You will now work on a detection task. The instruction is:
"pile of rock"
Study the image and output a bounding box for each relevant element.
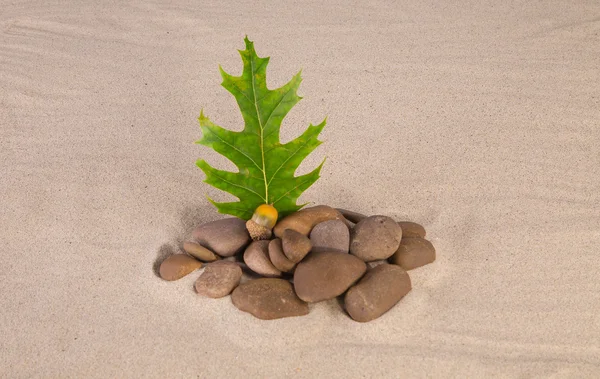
[158,205,436,322]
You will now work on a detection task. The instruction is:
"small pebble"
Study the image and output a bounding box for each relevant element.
[192,218,250,257]
[282,229,312,263]
[273,205,343,237]
[195,261,242,298]
[397,221,426,238]
[159,254,203,281]
[231,278,309,320]
[268,238,296,273]
[350,215,402,262]
[183,241,219,262]
[389,237,436,270]
[345,263,411,322]
[310,219,350,253]
[243,240,282,277]
[294,251,367,302]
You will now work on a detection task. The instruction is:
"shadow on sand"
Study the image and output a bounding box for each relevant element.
[152,203,217,278]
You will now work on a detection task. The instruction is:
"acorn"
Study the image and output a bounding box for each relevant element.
[246,204,278,241]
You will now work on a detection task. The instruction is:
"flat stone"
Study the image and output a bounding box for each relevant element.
[336,208,368,224]
[182,241,219,262]
[192,218,251,257]
[273,205,344,238]
[345,264,412,322]
[195,261,242,298]
[397,221,426,239]
[389,237,436,270]
[268,238,296,273]
[350,215,402,262]
[231,278,309,320]
[159,254,203,281]
[282,229,312,263]
[294,251,367,302]
[243,240,282,277]
[310,219,350,253]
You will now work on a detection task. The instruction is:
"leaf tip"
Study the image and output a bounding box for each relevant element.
[204,194,218,208]
[243,36,254,52]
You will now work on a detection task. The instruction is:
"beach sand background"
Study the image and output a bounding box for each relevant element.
[1,1,599,377]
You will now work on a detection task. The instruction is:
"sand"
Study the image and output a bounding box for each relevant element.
[1,0,599,377]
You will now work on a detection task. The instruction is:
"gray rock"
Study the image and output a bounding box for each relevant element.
[294,251,367,302]
[231,278,309,320]
[243,240,282,277]
[345,263,411,322]
[310,220,350,253]
[195,261,242,298]
[192,218,250,257]
[350,216,402,262]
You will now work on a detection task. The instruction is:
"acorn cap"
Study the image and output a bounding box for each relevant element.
[246,219,272,241]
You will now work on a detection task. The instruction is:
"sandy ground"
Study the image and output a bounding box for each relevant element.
[1,0,599,377]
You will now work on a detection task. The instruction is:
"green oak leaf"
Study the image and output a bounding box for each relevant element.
[196,36,326,220]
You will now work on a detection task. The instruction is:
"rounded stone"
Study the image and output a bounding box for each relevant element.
[268,238,296,273]
[195,261,242,298]
[243,240,282,277]
[397,221,426,239]
[273,205,344,238]
[231,278,309,320]
[293,251,367,302]
[345,263,412,322]
[159,254,203,281]
[389,237,436,270]
[350,215,402,262]
[310,219,350,254]
[192,217,251,257]
[182,241,219,262]
[282,229,312,263]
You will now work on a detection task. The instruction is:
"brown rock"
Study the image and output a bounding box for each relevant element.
[273,205,344,237]
[282,229,312,263]
[345,264,411,322]
[192,218,250,257]
[389,237,436,270]
[294,251,367,302]
[350,215,402,262]
[194,261,242,298]
[182,241,219,262]
[231,278,309,320]
[243,240,282,277]
[268,238,296,273]
[159,254,203,281]
[367,259,388,269]
[310,219,350,253]
[336,208,367,224]
[398,221,426,238]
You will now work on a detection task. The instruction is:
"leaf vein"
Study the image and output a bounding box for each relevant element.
[205,127,262,172]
